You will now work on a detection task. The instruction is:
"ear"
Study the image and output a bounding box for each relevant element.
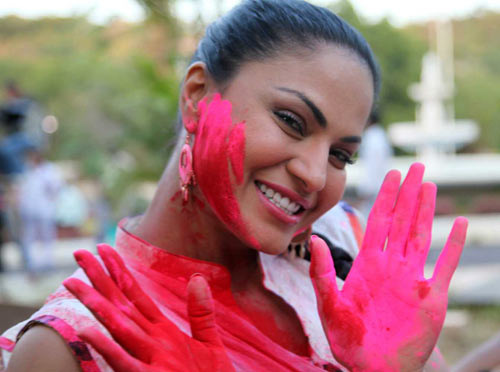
[180,62,212,133]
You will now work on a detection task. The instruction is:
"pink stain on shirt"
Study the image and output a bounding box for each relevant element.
[193,94,259,248]
[0,336,15,352]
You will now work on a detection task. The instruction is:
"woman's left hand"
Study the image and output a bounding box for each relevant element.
[310,163,468,372]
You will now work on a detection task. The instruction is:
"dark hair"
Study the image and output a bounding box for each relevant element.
[368,109,380,125]
[191,0,380,100]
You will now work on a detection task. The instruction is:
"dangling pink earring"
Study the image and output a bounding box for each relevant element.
[179,133,196,204]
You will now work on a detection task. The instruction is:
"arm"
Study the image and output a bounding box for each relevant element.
[425,347,451,372]
[452,331,500,372]
[6,326,80,372]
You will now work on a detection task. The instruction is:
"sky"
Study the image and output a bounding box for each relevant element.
[0,0,499,26]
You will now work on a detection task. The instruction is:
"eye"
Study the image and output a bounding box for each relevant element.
[273,110,305,136]
[329,149,356,169]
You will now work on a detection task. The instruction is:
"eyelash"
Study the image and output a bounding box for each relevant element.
[329,149,356,166]
[273,110,305,136]
[274,109,355,167]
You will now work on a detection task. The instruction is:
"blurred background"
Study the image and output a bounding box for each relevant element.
[0,0,499,366]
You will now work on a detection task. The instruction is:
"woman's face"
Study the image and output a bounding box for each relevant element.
[193,45,374,254]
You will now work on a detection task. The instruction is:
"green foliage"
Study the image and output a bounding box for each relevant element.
[0,15,181,210]
[330,1,427,127]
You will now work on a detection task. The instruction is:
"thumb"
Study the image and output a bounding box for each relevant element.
[310,235,340,311]
[187,274,224,347]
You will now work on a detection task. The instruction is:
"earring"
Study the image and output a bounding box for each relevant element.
[287,226,312,260]
[179,133,196,204]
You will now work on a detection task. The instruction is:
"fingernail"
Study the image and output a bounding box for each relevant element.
[190,273,204,280]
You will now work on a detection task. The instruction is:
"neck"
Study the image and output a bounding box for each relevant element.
[132,154,260,285]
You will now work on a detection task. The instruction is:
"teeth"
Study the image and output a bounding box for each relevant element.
[289,202,299,213]
[280,197,290,208]
[257,182,302,215]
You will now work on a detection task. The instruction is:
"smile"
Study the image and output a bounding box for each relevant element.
[255,181,306,216]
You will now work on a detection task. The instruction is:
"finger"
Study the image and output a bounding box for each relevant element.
[63,277,153,360]
[405,182,436,272]
[97,244,165,323]
[385,162,425,257]
[309,235,339,313]
[74,250,152,331]
[431,217,468,292]
[187,274,224,347]
[362,169,401,252]
[78,327,144,372]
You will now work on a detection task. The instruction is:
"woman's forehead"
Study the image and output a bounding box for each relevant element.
[233,45,373,90]
[226,47,374,117]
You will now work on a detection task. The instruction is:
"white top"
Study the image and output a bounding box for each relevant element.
[17,161,64,219]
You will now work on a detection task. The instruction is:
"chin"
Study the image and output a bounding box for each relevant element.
[247,228,292,256]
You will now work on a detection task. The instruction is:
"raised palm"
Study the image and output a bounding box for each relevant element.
[64,244,235,372]
[310,163,467,372]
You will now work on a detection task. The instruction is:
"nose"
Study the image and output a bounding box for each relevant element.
[286,141,329,194]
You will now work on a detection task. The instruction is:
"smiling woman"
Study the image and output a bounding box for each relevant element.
[0,0,467,371]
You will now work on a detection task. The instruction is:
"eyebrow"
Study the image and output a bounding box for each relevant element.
[275,86,327,128]
[340,135,362,144]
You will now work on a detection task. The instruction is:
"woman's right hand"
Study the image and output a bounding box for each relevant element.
[63,244,235,372]
[310,163,467,372]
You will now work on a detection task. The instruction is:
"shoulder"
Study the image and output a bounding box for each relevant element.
[6,326,80,372]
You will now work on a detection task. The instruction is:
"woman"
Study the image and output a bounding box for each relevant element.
[0,0,467,371]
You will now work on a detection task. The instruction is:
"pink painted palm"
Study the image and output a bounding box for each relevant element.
[64,245,235,372]
[310,163,468,372]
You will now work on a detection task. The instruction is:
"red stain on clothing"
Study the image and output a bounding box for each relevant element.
[0,336,15,352]
[193,194,205,210]
[170,190,182,202]
[193,94,259,248]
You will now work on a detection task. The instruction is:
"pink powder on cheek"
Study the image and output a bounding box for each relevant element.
[228,122,245,185]
[193,94,259,248]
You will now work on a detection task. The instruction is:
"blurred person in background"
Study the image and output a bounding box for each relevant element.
[1,81,45,150]
[55,173,89,239]
[16,146,63,272]
[0,82,41,273]
[356,110,393,217]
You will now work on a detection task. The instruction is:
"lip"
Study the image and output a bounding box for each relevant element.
[256,184,301,225]
[256,180,312,210]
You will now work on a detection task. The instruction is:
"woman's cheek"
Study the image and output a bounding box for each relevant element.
[318,170,347,214]
[193,94,260,248]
